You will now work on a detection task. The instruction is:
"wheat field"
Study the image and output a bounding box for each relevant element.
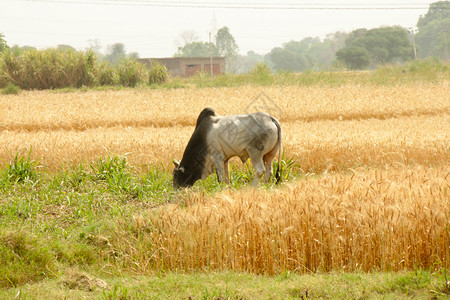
[0,83,449,274]
[0,84,448,170]
[119,165,449,274]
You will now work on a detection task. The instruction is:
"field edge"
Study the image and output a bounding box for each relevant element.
[1,270,449,299]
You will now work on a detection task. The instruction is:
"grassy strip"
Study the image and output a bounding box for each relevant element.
[1,270,449,299]
[155,58,450,89]
[1,56,449,93]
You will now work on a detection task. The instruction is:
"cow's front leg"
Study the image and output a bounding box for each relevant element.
[211,154,229,184]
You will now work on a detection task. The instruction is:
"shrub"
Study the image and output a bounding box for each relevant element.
[148,60,168,85]
[97,61,117,86]
[1,83,20,94]
[193,71,210,87]
[0,57,8,88]
[248,63,273,84]
[0,48,97,90]
[407,57,447,74]
[117,58,147,87]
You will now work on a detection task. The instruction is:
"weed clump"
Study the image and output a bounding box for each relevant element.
[0,230,57,288]
[1,83,20,95]
[89,155,138,195]
[5,152,39,183]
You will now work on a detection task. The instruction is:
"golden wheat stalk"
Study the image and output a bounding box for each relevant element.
[112,166,449,274]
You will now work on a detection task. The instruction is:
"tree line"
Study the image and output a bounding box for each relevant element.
[1,1,449,72]
[176,1,449,71]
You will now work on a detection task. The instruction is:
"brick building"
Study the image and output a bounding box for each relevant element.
[138,57,225,77]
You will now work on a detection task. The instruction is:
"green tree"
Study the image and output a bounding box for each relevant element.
[175,41,219,57]
[269,47,310,71]
[105,43,126,64]
[234,51,265,73]
[336,26,413,68]
[0,33,8,52]
[128,52,139,59]
[177,30,199,47]
[215,26,238,59]
[57,44,76,51]
[416,1,450,59]
[215,26,239,72]
[336,46,371,70]
[266,34,348,71]
[355,27,412,64]
[86,38,102,54]
[11,45,36,52]
[284,38,319,54]
[344,28,368,47]
[267,38,315,72]
[308,32,348,68]
[417,1,450,28]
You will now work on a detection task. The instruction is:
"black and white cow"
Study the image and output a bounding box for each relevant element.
[173,107,282,189]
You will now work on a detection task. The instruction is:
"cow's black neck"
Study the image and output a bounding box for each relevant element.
[180,108,215,185]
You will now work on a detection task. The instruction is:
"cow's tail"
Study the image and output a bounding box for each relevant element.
[272,117,282,184]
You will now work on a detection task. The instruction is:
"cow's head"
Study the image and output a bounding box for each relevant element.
[172,159,196,189]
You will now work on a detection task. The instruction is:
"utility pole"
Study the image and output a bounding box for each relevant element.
[209,32,213,77]
[409,27,418,60]
[443,27,448,61]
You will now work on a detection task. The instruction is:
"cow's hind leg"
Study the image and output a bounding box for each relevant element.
[223,160,230,183]
[215,160,230,184]
[263,151,277,183]
[248,149,266,186]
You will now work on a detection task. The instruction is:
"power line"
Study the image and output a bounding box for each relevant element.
[21,0,443,10]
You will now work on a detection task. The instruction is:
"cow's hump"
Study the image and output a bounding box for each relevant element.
[195,107,216,129]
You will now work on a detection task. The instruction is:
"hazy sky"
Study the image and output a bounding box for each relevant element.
[0,0,436,57]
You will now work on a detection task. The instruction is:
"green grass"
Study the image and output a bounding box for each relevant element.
[172,59,449,89]
[0,270,448,299]
[1,83,20,95]
[3,151,40,184]
[0,229,57,289]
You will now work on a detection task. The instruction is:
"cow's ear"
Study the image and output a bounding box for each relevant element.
[173,159,180,168]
